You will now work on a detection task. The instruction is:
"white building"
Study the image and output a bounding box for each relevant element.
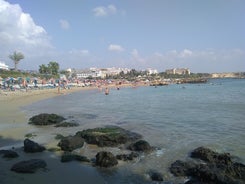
[146,68,158,75]
[165,68,190,75]
[0,62,9,70]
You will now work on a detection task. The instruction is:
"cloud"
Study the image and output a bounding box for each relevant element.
[108,44,124,52]
[93,4,117,17]
[68,49,89,55]
[59,19,70,30]
[0,0,53,67]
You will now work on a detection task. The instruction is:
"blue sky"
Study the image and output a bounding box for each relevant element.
[0,0,244,72]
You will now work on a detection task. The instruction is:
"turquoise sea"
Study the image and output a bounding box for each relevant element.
[22,78,245,183]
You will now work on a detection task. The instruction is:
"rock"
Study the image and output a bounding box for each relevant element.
[11,159,47,173]
[170,160,195,177]
[149,171,164,181]
[116,152,139,161]
[0,150,19,158]
[24,139,45,153]
[61,153,90,163]
[127,140,153,152]
[170,147,245,184]
[76,126,142,147]
[95,151,118,167]
[191,146,232,165]
[58,135,84,152]
[29,113,65,125]
[55,122,79,127]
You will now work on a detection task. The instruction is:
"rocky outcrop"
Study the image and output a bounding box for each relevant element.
[116,152,139,161]
[54,122,79,127]
[58,135,84,152]
[127,140,153,152]
[61,152,90,163]
[0,150,19,158]
[11,159,47,173]
[24,139,45,153]
[29,113,65,125]
[170,147,245,184]
[76,126,142,147]
[149,171,164,181]
[95,151,118,167]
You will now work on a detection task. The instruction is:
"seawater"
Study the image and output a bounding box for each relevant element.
[23,78,245,183]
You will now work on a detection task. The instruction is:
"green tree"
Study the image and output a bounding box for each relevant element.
[39,64,48,74]
[48,61,59,75]
[9,51,24,71]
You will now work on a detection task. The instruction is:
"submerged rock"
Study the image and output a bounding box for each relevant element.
[58,135,85,152]
[127,140,153,152]
[61,153,90,163]
[76,126,142,147]
[149,171,164,181]
[96,151,118,167]
[0,150,19,158]
[29,113,65,125]
[24,139,45,153]
[116,152,139,161]
[170,147,245,184]
[11,159,47,173]
[54,122,79,127]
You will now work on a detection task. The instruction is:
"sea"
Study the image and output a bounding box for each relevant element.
[12,78,245,183]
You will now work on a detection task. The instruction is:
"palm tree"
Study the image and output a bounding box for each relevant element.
[9,51,24,71]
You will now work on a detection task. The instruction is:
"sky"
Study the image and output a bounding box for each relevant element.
[0,0,244,73]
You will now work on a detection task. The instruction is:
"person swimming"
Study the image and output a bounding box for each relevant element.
[105,87,109,95]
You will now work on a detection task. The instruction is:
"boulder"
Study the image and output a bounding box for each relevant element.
[0,150,19,158]
[61,153,90,163]
[116,152,139,161]
[76,126,142,147]
[29,113,65,125]
[58,135,84,152]
[149,171,164,181]
[191,146,232,165]
[24,139,45,153]
[127,140,153,152]
[95,151,118,167]
[11,159,47,173]
[170,147,245,184]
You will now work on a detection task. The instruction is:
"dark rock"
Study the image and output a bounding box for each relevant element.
[127,140,153,152]
[149,171,164,181]
[29,113,65,125]
[95,151,118,167]
[61,153,90,163]
[76,126,142,147]
[55,122,79,127]
[58,135,84,152]
[24,139,45,153]
[116,152,139,161]
[170,160,195,177]
[191,146,232,165]
[11,159,47,173]
[170,147,245,184]
[0,150,19,158]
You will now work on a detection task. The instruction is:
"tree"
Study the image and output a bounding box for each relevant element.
[39,64,48,74]
[48,61,59,75]
[9,51,24,71]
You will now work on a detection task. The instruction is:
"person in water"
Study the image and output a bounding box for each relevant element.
[105,87,109,95]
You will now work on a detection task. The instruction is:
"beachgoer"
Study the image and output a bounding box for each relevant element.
[105,87,109,95]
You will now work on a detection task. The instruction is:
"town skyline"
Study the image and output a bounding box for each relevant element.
[0,0,244,73]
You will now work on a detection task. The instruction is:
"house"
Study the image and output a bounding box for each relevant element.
[165,68,190,75]
[0,62,9,70]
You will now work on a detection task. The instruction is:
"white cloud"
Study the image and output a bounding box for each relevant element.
[93,4,117,17]
[179,49,193,58]
[68,49,89,55]
[59,19,70,30]
[108,44,124,52]
[0,0,53,68]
